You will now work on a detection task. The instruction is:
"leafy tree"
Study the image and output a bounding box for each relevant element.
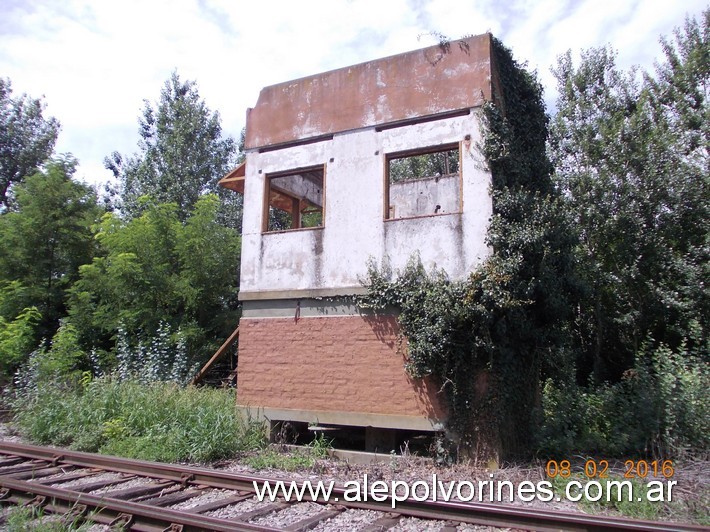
[0,157,101,345]
[104,72,239,225]
[0,306,40,377]
[0,78,60,209]
[549,46,643,380]
[650,10,709,167]
[68,194,240,365]
[549,11,708,384]
[542,10,709,455]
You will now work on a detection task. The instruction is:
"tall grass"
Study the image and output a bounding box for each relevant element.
[13,377,266,463]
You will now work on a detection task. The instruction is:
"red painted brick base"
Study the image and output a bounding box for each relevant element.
[237,315,446,421]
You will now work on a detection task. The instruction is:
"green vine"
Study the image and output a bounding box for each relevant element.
[358,37,577,459]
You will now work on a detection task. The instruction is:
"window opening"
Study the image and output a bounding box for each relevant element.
[386,144,460,220]
[264,166,325,232]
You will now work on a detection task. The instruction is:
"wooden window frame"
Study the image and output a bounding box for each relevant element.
[383,142,462,221]
[262,164,327,233]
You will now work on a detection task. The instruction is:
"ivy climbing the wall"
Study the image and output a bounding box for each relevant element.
[358,37,579,459]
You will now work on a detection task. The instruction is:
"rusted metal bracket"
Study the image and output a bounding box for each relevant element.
[23,495,46,508]
[62,503,88,526]
[179,473,194,487]
[109,512,134,528]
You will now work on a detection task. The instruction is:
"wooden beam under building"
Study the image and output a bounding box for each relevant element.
[190,326,240,385]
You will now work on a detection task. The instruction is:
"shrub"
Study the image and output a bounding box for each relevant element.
[537,340,709,457]
[0,305,40,378]
[12,319,87,397]
[14,377,266,463]
[115,321,198,385]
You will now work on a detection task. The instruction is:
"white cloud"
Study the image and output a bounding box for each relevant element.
[0,0,705,185]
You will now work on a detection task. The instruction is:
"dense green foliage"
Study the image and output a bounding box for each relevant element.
[550,42,707,382]
[0,159,101,367]
[14,377,264,462]
[540,11,709,456]
[0,78,60,209]
[0,73,242,383]
[68,194,240,365]
[0,306,40,375]
[105,72,241,228]
[361,13,708,459]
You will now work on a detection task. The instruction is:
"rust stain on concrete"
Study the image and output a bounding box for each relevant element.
[245,34,493,150]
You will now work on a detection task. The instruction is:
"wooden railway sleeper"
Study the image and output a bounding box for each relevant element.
[0,457,25,467]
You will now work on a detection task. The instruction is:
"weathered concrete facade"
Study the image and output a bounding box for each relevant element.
[222,34,497,441]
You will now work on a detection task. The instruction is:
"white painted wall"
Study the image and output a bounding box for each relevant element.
[389,174,460,218]
[239,109,492,297]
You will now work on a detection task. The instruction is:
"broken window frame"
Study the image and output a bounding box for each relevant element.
[262,164,326,233]
[383,142,462,221]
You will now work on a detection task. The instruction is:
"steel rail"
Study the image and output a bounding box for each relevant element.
[0,441,705,532]
[0,475,275,531]
[0,440,263,491]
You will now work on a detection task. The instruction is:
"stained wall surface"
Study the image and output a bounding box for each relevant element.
[245,34,493,150]
[239,110,491,300]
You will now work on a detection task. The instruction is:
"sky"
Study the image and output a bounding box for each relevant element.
[0,0,706,187]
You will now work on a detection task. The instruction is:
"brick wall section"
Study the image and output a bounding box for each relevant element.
[237,315,447,420]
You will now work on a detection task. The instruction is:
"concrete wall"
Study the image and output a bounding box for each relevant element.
[245,34,492,149]
[389,173,460,219]
[239,110,491,300]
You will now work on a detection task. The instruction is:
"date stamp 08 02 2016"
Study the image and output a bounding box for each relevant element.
[545,459,675,479]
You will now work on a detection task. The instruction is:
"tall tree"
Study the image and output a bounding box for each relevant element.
[104,72,238,223]
[549,10,709,383]
[650,9,709,171]
[0,156,101,343]
[0,78,60,209]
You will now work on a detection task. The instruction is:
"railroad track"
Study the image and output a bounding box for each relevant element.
[0,442,703,531]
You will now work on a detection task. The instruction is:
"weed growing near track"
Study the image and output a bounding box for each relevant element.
[13,377,266,463]
[5,505,90,531]
[245,435,332,472]
[549,474,664,521]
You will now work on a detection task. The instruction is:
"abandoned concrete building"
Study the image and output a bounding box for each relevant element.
[219,33,498,452]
